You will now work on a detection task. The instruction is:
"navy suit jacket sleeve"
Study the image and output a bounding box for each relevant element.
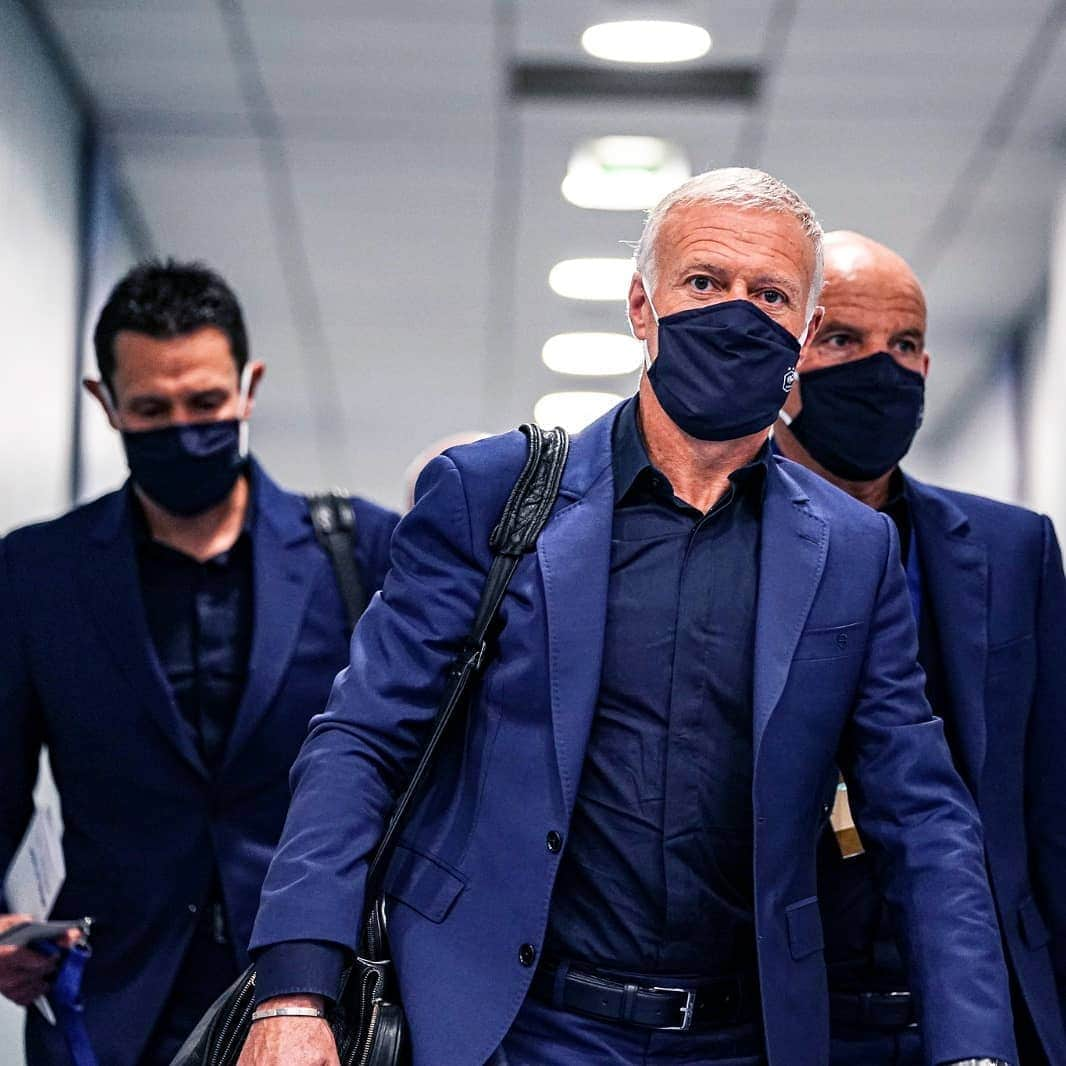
[0,538,44,887]
[838,515,1016,1065]
[251,455,485,953]
[1028,516,1066,1012]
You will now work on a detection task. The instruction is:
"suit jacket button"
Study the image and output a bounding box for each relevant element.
[519,943,536,967]
[546,831,563,853]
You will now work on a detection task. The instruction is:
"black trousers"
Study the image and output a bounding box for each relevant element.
[139,903,240,1066]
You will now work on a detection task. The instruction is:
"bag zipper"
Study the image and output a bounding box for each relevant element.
[210,972,256,1066]
[357,1002,381,1066]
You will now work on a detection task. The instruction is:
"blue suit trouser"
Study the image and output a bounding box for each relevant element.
[489,994,767,1065]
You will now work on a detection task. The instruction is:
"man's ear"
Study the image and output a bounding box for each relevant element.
[798,306,824,366]
[627,274,652,342]
[920,350,931,378]
[241,361,266,416]
[84,379,120,430]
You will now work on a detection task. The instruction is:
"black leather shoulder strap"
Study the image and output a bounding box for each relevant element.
[365,424,569,900]
[307,491,368,630]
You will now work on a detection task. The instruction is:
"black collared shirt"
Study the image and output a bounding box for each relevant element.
[132,489,254,772]
[545,397,767,977]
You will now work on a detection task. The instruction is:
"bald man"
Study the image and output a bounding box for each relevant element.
[775,231,1066,1065]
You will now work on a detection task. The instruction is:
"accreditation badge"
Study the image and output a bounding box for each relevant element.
[830,775,865,859]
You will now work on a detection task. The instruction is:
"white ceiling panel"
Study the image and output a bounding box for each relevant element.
[36,0,1066,509]
[46,2,244,116]
[515,0,774,62]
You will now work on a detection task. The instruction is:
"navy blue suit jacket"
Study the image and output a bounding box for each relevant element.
[0,460,398,1065]
[251,407,1015,1066]
[904,476,1066,1059]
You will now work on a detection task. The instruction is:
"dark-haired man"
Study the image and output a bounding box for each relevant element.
[775,231,1066,1065]
[0,260,399,1065]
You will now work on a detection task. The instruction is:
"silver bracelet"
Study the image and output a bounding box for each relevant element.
[250,1006,325,1022]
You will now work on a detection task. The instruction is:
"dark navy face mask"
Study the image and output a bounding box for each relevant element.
[122,419,248,516]
[786,351,925,481]
[645,298,801,442]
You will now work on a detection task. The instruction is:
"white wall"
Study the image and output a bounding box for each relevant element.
[75,147,142,504]
[0,0,84,535]
[0,0,84,1054]
[1026,182,1066,534]
[907,361,1021,505]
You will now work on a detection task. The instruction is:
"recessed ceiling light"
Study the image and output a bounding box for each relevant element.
[581,20,711,65]
[542,333,643,377]
[562,135,691,211]
[549,258,635,301]
[535,391,624,432]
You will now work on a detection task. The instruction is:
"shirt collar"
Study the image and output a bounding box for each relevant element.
[611,396,770,507]
[880,468,913,564]
[611,396,650,503]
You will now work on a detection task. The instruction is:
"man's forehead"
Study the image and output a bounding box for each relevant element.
[659,202,815,274]
[821,266,927,331]
[113,329,239,392]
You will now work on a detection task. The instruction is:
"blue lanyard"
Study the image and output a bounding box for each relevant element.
[35,940,99,1066]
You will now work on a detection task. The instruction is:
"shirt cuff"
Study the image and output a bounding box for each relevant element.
[252,940,347,1007]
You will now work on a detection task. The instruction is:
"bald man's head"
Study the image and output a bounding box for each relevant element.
[776,229,929,493]
[806,231,928,374]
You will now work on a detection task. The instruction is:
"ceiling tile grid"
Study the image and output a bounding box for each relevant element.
[36,0,1066,508]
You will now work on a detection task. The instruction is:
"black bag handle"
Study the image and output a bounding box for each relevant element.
[308,491,369,630]
[364,423,569,904]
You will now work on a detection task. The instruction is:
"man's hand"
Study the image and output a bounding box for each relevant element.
[0,914,80,1007]
[236,996,338,1066]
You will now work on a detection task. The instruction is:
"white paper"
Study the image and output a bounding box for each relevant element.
[4,805,64,918]
[4,805,65,1025]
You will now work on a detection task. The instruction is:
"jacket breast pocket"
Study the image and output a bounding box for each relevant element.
[382,843,467,924]
[792,621,865,663]
[987,633,1034,677]
[785,896,824,960]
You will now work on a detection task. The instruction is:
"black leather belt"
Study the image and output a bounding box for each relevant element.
[531,961,757,1031]
[830,990,917,1030]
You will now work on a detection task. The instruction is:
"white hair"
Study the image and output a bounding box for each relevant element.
[634,167,824,318]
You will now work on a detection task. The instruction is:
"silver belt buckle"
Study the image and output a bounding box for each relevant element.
[651,986,697,1031]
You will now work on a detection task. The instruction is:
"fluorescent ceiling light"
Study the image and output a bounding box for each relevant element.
[535,391,624,432]
[549,258,634,301]
[581,20,711,64]
[542,333,643,377]
[562,135,691,211]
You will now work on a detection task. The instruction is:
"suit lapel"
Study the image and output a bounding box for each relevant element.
[905,476,988,791]
[221,464,322,769]
[536,410,615,814]
[78,487,208,778]
[753,459,829,757]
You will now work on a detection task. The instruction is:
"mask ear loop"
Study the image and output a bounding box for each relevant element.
[640,275,660,372]
[776,313,814,428]
[237,363,254,458]
[99,383,124,430]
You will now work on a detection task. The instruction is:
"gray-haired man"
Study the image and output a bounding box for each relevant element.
[238,169,1015,1066]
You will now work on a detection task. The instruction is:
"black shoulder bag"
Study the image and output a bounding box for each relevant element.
[170,424,569,1066]
[307,491,369,629]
